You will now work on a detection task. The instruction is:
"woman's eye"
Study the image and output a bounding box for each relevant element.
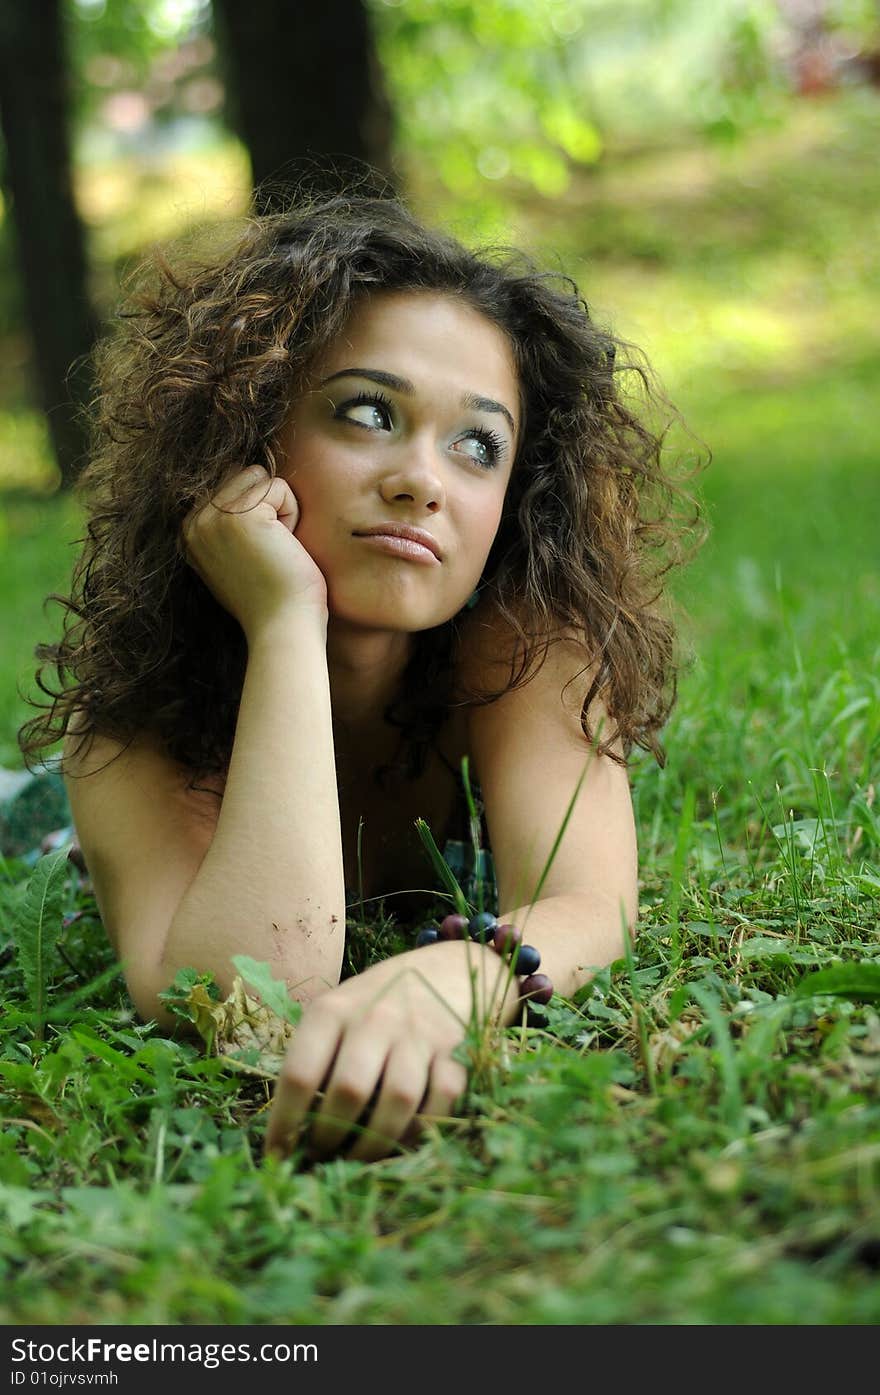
[457,437,491,466]
[336,393,393,431]
[453,430,505,469]
[346,403,389,430]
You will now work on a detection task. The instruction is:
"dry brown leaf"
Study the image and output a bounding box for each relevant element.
[184,975,296,1078]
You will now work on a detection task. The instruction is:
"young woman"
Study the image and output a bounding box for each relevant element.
[19,192,699,1162]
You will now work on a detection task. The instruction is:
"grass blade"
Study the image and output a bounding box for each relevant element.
[665,783,696,969]
[690,982,745,1135]
[415,817,468,915]
[533,721,606,905]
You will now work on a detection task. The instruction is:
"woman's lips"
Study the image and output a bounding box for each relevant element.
[353,533,441,565]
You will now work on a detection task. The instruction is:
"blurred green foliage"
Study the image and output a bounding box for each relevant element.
[371,0,603,198]
[369,0,880,204]
[64,0,213,128]
[55,0,880,204]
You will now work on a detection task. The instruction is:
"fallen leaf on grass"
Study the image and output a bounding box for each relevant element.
[183,975,295,1078]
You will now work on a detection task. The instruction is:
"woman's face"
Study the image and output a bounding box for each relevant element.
[276,290,521,632]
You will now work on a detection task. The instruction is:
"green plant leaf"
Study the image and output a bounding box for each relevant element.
[0,1184,43,1231]
[158,967,221,1022]
[12,847,70,1039]
[231,956,302,1026]
[793,962,880,1003]
[739,935,795,962]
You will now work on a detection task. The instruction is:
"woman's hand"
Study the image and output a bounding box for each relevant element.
[181,464,328,638]
[265,940,511,1164]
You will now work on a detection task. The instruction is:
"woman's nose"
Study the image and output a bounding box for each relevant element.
[378,438,445,513]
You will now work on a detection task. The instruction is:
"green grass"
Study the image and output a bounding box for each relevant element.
[0,490,84,767]
[1,89,878,1324]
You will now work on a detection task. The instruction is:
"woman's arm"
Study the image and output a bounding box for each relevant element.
[67,467,346,1027]
[158,467,346,1014]
[460,612,639,998]
[65,615,345,1029]
[156,607,346,1011]
[266,608,638,1164]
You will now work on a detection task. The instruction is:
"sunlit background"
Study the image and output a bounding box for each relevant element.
[1,0,878,759]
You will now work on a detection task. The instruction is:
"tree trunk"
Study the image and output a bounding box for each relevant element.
[0,0,97,489]
[211,0,396,211]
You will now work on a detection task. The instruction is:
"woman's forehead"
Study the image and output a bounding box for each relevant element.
[311,289,522,416]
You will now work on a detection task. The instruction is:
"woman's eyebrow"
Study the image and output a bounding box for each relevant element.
[320,367,516,437]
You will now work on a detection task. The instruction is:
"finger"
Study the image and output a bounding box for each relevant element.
[214,471,282,516]
[218,462,271,501]
[181,465,268,538]
[307,1028,392,1158]
[271,478,300,533]
[204,464,271,513]
[422,1054,468,1122]
[221,477,301,538]
[185,476,296,552]
[263,1005,342,1158]
[346,1044,432,1163]
[401,1054,468,1148]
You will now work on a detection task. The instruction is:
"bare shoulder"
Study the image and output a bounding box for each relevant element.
[452,599,602,730]
[451,602,637,916]
[62,715,221,1003]
[66,712,210,787]
[64,716,222,844]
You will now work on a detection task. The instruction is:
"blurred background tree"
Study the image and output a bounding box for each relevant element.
[211,0,395,209]
[0,0,878,489]
[0,0,97,488]
[0,0,394,489]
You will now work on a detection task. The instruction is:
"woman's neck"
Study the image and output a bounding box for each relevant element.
[326,621,413,733]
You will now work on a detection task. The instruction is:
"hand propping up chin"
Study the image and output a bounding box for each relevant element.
[181,464,327,637]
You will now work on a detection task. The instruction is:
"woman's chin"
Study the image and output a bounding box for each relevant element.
[323,564,478,630]
[326,591,448,634]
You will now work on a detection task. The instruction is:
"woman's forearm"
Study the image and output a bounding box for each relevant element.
[156,608,345,1004]
[420,894,628,1031]
[495,893,631,1004]
[367,893,629,1033]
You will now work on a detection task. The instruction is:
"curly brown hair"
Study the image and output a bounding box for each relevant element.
[18,191,704,787]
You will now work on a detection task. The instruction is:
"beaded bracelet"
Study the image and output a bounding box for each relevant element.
[415,911,553,1025]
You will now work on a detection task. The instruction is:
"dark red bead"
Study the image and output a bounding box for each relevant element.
[438,914,469,940]
[519,972,553,1005]
[67,842,88,874]
[513,943,541,975]
[492,922,522,957]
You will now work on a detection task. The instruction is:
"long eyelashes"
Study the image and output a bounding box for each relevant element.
[334,390,506,469]
[342,389,395,424]
[468,425,506,465]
